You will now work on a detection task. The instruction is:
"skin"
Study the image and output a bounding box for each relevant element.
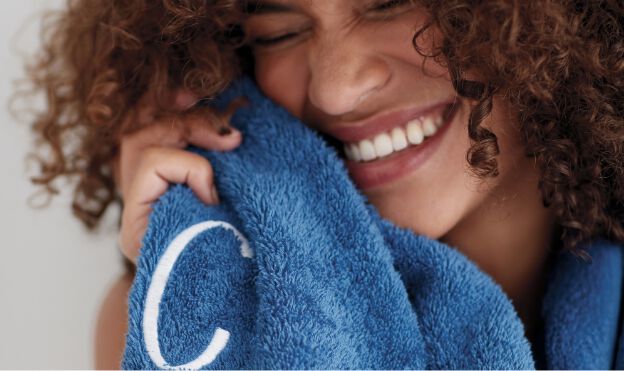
[116,91,244,261]
[246,0,556,334]
[98,0,559,366]
[94,271,133,369]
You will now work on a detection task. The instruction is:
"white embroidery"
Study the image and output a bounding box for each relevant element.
[142,220,252,369]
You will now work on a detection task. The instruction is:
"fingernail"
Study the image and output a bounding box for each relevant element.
[218,126,233,136]
[211,185,220,203]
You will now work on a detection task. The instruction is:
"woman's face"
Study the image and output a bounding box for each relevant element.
[243,0,537,241]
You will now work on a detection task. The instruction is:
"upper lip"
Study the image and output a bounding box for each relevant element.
[324,100,455,143]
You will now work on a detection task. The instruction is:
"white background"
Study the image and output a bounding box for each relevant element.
[1,1,124,368]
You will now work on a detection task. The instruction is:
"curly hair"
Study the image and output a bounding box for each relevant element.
[414,0,624,252]
[22,0,241,227]
[22,0,624,253]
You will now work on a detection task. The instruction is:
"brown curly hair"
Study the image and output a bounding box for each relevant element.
[22,0,241,227]
[22,0,624,253]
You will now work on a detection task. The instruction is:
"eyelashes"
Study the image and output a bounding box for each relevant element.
[370,0,412,12]
[251,31,300,46]
[248,0,414,48]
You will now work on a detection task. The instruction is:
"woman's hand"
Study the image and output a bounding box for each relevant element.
[116,89,243,263]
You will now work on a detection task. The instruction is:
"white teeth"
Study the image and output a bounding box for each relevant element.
[434,114,444,128]
[391,127,408,151]
[373,133,393,158]
[343,111,446,162]
[422,116,437,136]
[359,139,376,161]
[343,143,353,160]
[406,120,424,145]
[350,143,361,161]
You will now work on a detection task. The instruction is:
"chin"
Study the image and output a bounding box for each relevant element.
[366,193,461,240]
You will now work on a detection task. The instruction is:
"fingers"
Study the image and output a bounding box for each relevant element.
[119,147,218,262]
[173,107,243,151]
[122,87,200,130]
[171,88,199,111]
[132,147,217,205]
[117,111,241,197]
[116,86,244,263]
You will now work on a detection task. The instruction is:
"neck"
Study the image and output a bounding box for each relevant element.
[440,159,557,341]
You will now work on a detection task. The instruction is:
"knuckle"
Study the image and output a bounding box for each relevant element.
[141,146,163,164]
[196,157,214,179]
[150,120,187,147]
[137,148,170,175]
[185,157,212,185]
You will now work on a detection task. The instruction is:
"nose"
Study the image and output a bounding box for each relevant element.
[307,35,391,116]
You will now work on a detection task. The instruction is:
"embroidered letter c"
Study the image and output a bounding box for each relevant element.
[142,221,252,369]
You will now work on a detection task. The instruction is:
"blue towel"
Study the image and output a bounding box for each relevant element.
[122,77,624,369]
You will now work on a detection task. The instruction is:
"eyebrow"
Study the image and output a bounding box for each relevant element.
[243,0,301,14]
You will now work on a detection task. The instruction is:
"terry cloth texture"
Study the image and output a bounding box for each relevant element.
[122,77,624,369]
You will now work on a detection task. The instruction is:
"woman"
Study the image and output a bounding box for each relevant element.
[25,0,624,368]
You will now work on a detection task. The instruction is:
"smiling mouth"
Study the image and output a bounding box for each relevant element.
[322,102,458,163]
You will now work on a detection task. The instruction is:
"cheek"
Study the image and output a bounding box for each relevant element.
[376,102,526,239]
[254,51,309,119]
[362,105,475,236]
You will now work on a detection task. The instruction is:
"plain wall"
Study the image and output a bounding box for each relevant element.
[1,1,124,368]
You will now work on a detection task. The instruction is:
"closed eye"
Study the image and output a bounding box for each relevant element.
[366,0,414,19]
[251,31,300,46]
[370,0,411,12]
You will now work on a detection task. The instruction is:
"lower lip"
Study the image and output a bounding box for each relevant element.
[344,105,458,190]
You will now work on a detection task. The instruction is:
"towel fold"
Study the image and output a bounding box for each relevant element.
[122,77,623,369]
